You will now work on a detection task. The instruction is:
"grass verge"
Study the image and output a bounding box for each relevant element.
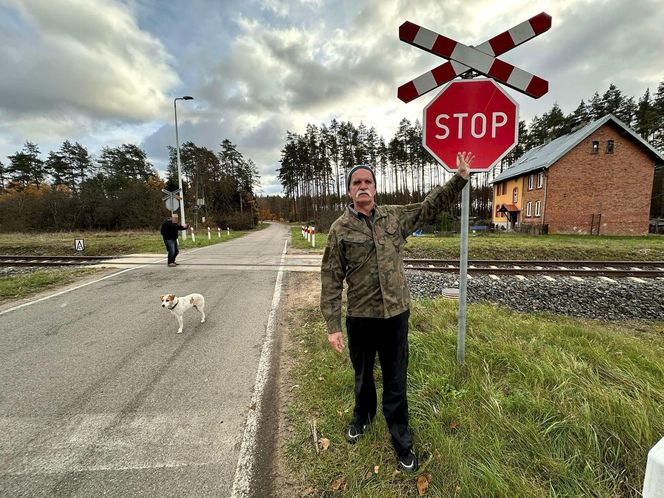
[291,226,328,251]
[0,223,269,256]
[0,268,102,303]
[285,296,664,497]
[289,228,663,261]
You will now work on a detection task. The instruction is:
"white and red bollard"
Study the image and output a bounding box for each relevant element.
[190,226,195,242]
[311,226,316,248]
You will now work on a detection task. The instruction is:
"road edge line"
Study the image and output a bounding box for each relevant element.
[231,238,288,497]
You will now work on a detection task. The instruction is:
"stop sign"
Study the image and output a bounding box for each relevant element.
[423,79,518,172]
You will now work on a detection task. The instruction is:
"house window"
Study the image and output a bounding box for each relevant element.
[591,141,599,154]
[606,140,614,153]
[526,202,532,217]
[535,200,541,217]
[537,172,544,189]
[513,188,518,204]
[528,174,534,190]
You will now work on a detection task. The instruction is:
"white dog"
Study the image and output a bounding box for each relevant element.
[160,293,206,334]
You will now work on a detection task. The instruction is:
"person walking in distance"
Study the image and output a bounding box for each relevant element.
[160,213,189,267]
[320,152,474,472]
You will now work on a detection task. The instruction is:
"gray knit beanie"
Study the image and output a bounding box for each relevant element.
[346,164,376,190]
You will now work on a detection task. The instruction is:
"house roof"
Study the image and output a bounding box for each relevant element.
[492,114,664,184]
[497,203,519,212]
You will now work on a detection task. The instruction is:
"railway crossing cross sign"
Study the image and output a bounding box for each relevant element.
[398,12,551,103]
[162,188,182,213]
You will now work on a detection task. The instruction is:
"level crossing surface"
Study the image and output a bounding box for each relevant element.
[0,222,290,497]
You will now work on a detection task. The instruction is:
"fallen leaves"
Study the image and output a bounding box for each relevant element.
[416,473,432,496]
[450,420,460,432]
[330,477,346,491]
[318,437,330,451]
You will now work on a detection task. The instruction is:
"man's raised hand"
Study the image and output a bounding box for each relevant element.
[457,151,475,179]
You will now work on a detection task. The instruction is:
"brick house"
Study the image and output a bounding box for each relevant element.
[491,114,664,235]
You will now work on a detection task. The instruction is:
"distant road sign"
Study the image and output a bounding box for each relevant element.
[165,198,180,212]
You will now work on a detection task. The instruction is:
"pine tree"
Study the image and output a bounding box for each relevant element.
[7,141,47,189]
[569,100,590,129]
[588,92,605,120]
[652,81,664,150]
[636,88,658,141]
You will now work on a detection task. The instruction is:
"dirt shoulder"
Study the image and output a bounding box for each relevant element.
[270,270,321,497]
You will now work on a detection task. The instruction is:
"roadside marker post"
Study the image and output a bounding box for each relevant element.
[399,13,551,363]
[218,227,221,238]
[207,227,211,240]
[190,226,196,243]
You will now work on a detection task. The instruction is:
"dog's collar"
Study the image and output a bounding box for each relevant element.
[168,298,179,310]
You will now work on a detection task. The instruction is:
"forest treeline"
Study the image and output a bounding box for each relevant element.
[1,82,663,233]
[0,139,260,232]
[263,82,664,229]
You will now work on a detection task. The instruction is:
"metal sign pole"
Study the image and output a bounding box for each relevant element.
[457,181,470,364]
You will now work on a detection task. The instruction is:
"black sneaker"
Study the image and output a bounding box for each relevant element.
[397,450,418,472]
[345,423,366,444]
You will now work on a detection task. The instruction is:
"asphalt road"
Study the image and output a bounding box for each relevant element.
[0,222,290,497]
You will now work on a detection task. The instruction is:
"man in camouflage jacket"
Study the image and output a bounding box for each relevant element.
[320,152,473,472]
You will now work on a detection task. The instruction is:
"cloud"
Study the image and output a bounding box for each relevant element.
[0,0,179,128]
[2,0,664,196]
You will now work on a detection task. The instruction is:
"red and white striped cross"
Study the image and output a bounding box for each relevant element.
[398,13,551,103]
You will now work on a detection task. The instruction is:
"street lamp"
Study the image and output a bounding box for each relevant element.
[174,95,194,239]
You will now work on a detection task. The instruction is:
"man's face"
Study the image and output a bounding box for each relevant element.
[172,215,179,223]
[348,169,376,207]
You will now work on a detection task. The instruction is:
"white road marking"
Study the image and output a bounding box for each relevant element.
[0,266,146,317]
[231,239,288,497]
[0,413,232,474]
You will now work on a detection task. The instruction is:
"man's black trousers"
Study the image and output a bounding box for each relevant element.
[346,309,412,457]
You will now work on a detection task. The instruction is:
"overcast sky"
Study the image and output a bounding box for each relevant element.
[1,0,663,194]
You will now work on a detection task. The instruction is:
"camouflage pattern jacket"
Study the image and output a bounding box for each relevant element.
[320,173,467,333]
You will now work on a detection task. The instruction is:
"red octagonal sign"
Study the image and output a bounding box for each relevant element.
[423,79,518,173]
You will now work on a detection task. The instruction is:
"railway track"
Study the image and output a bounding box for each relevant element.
[0,255,109,266]
[402,259,664,278]
[1,255,663,278]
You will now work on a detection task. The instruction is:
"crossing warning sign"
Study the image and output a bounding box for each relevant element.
[74,239,85,252]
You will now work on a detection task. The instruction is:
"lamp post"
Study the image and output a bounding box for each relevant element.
[174,95,194,239]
